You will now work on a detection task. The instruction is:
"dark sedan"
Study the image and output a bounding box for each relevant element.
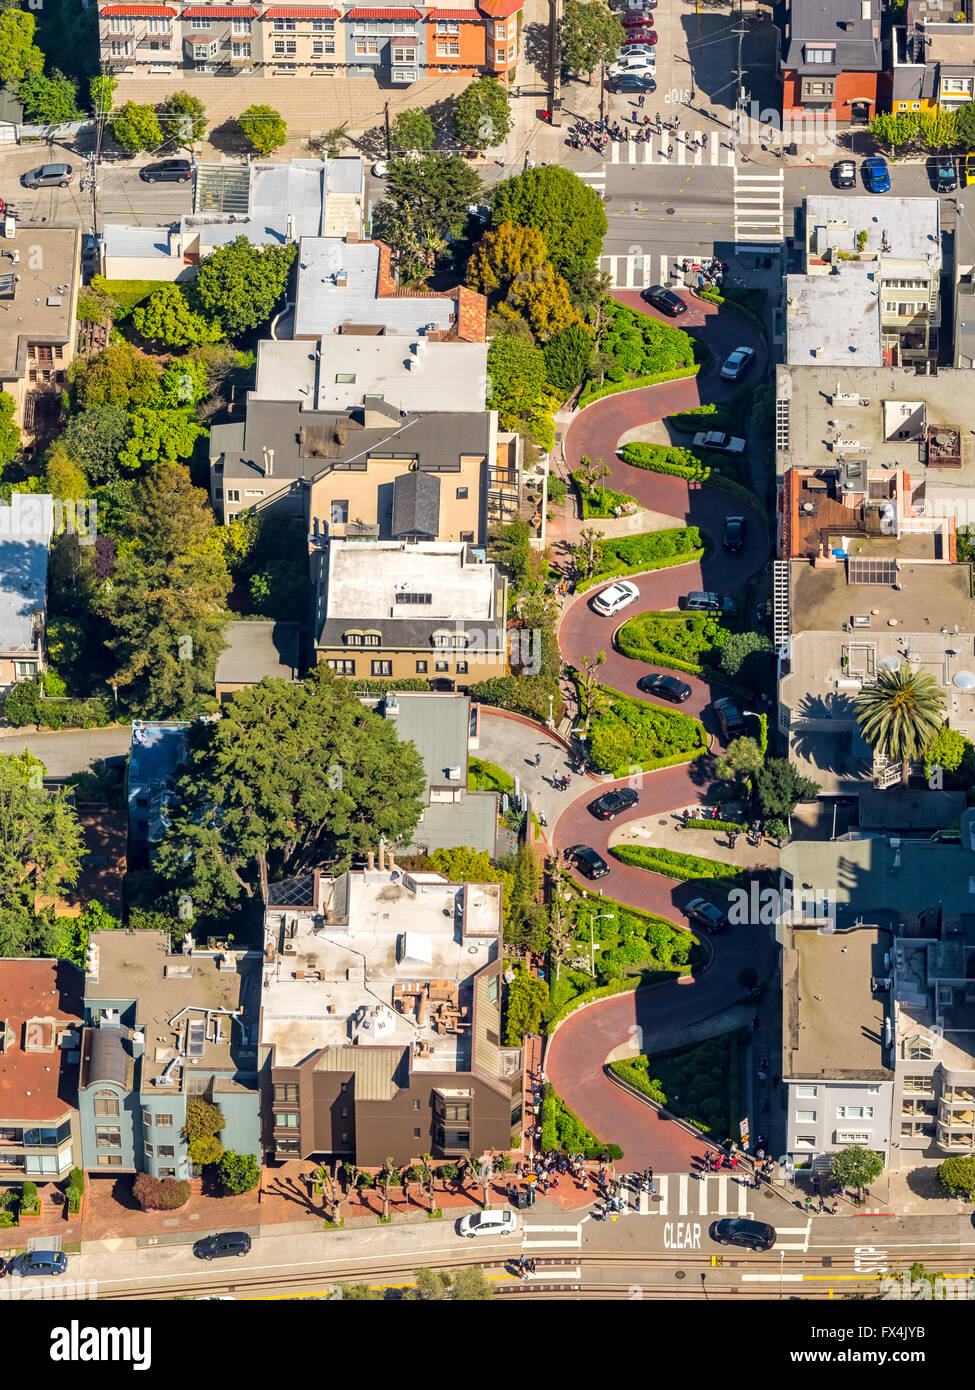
[723,515,746,552]
[637,672,692,703]
[711,1218,776,1251]
[685,897,729,934]
[588,787,639,820]
[141,159,194,183]
[566,844,610,879]
[193,1231,252,1260]
[641,284,686,317]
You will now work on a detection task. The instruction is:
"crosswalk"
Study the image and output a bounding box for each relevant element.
[640,1172,753,1219]
[608,136,735,168]
[733,165,785,245]
[597,251,682,290]
[522,1222,583,1249]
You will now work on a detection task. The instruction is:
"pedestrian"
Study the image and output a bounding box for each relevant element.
[804,1195,814,1212]
[667,144,674,159]
[674,113,680,128]
[655,111,661,129]
[830,1202,839,1215]
[535,751,541,768]
[702,132,709,150]
[638,92,645,108]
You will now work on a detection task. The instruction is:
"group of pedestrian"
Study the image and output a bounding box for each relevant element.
[516,1256,538,1279]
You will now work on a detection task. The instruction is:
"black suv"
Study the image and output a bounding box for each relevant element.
[711,1218,776,1251]
[193,1231,252,1261]
[928,156,957,193]
[641,284,686,317]
[637,672,692,703]
[141,159,194,184]
[566,844,610,879]
[712,697,746,742]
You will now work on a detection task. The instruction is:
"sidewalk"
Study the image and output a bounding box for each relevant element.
[609,813,781,872]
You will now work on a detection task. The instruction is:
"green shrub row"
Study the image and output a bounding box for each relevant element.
[685,817,742,832]
[540,1084,623,1160]
[571,471,639,520]
[620,441,710,479]
[576,546,704,594]
[578,365,699,409]
[4,676,110,729]
[611,844,739,881]
[575,525,705,593]
[696,286,767,335]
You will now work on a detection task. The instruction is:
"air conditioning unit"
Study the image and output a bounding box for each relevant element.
[446,766,462,781]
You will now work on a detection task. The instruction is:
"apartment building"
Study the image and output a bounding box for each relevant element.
[214,620,300,702]
[98,0,522,85]
[78,931,260,1181]
[259,858,518,1167]
[0,959,84,1187]
[0,494,54,695]
[892,0,975,113]
[315,538,506,690]
[0,223,80,438]
[778,0,882,124]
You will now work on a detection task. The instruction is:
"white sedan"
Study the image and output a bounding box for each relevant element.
[592,579,640,617]
[720,346,756,381]
[458,1210,518,1238]
[692,431,746,455]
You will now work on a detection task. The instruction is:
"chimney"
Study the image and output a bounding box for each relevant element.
[378,841,386,871]
[388,851,396,874]
[262,446,274,477]
[367,850,375,871]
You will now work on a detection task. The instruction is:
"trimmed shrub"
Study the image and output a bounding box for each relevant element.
[611,844,738,882]
[936,1156,975,1200]
[20,1180,39,1214]
[133,1172,191,1211]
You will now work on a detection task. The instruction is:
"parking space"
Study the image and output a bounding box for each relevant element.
[0,144,196,230]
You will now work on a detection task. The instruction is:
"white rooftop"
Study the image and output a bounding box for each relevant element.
[0,495,53,654]
[324,541,497,622]
[806,195,941,265]
[786,266,882,366]
[292,237,458,339]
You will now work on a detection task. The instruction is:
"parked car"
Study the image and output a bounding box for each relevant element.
[10,1250,68,1277]
[637,672,692,702]
[712,697,746,741]
[458,1210,518,1238]
[928,155,957,193]
[622,9,656,22]
[692,430,746,455]
[641,284,686,317]
[723,515,746,552]
[140,159,193,183]
[685,590,735,615]
[618,34,657,49]
[685,897,729,934]
[589,787,639,820]
[610,53,656,75]
[966,152,975,187]
[720,346,755,381]
[831,159,857,189]
[566,844,611,880]
[862,156,891,193]
[592,579,640,617]
[20,163,72,189]
[625,0,658,9]
[193,1232,252,1261]
[711,1218,776,1251]
[609,73,657,93]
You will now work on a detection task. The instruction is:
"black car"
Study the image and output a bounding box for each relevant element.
[610,73,657,93]
[589,787,639,820]
[831,159,857,189]
[712,697,746,742]
[637,672,692,703]
[928,155,957,193]
[141,159,193,184]
[193,1231,252,1261]
[711,1218,776,1251]
[20,163,72,189]
[685,896,729,934]
[641,284,686,317]
[566,844,610,879]
[723,515,746,553]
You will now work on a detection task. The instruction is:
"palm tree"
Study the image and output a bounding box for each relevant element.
[854,664,945,785]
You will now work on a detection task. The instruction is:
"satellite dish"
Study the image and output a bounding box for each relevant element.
[879,655,900,672]
[953,671,975,689]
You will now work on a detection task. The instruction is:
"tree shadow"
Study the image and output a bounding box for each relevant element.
[521,20,549,76]
[207,119,251,158]
[263,1173,321,1214]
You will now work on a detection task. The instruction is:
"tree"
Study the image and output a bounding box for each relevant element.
[111,101,163,154]
[491,166,608,287]
[117,409,205,473]
[70,341,161,412]
[190,237,296,338]
[338,1283,383,1300]
[957,100,975,150]
[753,759,819,822]
[90,74,117,123]
[924,723,967,775]
[719,630,774,687]
[370,200,439,285]
[0,10,43,88]
[160,89,207,147]
[573,529,604,582]
[467,221,549,298]
[715,735,764,785]
[486,333,548,426]
[389,107,435,152]
[237,104,287,156]
[187,1134,224,1166]
[560,0,625,81]
[60,406,132,485]
[0,390,20,473]
[454,76,512,152]
[377,152,482,276]
[17,70,82,125]
[44,440,87,500]
[160,357,209,408]
[504,965,548,1044]
[855,663,946,784]
[183,1097,225,1143]
[411,1266,494,1300]
[579,649,605,730]
[132,283,223,348]
[829,1145,884,1199]
[0,752,84,936]
[507,262,580,342]
[936,1155,975,1200]
[151,668,427,917]
[544,323,596,396]
[100,462,232,717]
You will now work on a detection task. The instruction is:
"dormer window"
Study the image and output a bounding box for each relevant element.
[805,45,835,63]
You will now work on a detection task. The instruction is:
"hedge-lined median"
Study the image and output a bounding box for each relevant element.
[697,285,767,336]
[609,1028,745,1138]
[611,844,739,881]
[588,690,708,777]
[575,525,705,593]
[620,442,768,522]
[571,470,640,520]
[617,609,731,677]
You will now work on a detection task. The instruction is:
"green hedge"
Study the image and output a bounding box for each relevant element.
[610,1028,747,1137]
[697,286,767,335]
[541,1084,623,1160]
[575,525,704,593]
[621,440,715,480]
[616,609,730,678]
[588,689,708,777]
[4,677,110,730]
[571,471,639,520]
[685,817,742,832]
[578,365,699,409]
[611,844,739,881]
[90,275,158,318]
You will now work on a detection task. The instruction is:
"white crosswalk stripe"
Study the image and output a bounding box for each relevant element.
[636,1173,755,1219]
[609,137,734,167]
[598,250,715,290]
[733,166,785,245]
[522,1223,583,1248]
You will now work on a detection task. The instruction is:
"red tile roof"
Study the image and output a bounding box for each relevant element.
[345,6,421,16]
[455,285,487,343]
[263,5,339,14]
[0,959,83,1124]
[100,4,176,12]
[427,7,483,16]
[477,0,522,14]
[183,5,258,16]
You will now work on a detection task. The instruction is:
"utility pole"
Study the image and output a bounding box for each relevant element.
[384,100,391,159]
[548,0,563,128]
[732,0,748,145]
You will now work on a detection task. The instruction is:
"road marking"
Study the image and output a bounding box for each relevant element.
[741,1272,805,1282]
[854,1245,888,1274]
[523,1223,582,1249]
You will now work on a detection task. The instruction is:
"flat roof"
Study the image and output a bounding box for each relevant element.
[786,267,882,366]
[0,226,80,380]
[128,720,191,789]
[0,494,53,653]
[293,238,457,339]
[805,195,940,264]
[261,868,500,1068]
[324,540,497,621]
[782,925,890,1079]
[0,958,83,1121]
[789,556,975,634]
[214,620,300,687]
[780,831,975,918]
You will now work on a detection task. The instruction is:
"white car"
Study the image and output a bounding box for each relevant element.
[617,45,656,62]
[592,579,640,617]
[719,346,755,381]
[610,54,656,76]
[458,1210,518,1238]
[692,431,746,455]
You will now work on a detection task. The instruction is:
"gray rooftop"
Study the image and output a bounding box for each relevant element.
[214,621,300,688]
[781,0,882,73]
[392,471,440,539]
[128,720,191,789]
[786,266,882,366]
[292,238,458,339]
[805,195,941,265]
[0,495,52,654]
[781,924,890,1080]
[954,211,975,368]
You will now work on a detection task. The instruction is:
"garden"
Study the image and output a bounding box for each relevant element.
[540,1084,623,1161]
[586,689,708,776]
[578,301,704,407]
[616,609,732,677]
[609,1028,747,1138]
[576,525,704,592]
[666,385,753,437]
[621,439,745,486]
[610,844,741,884]
[571,464,639,520]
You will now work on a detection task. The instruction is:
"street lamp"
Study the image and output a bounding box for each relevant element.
[778,1248,786,1300]
[589,911,613,975]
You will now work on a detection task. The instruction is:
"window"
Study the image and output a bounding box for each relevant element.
[437,18,459,31]
[98,1154,123,1167]
[273,15,297,28]
[795,1110,816,1123]
[906,1037,933,1060]
[109,15,134,31]
[456,486,469,499]
[412,1099,421,1110]
[495,47,505,60]
[456,661,469,674]
[371,660,392,676]
[274,39,297,53]
[193,40,217,57]
[232,42,251,57]
[354,37,379,54]
[413,1127,421,1138]
[14,662,37,679]
[495,21,506,37]
[96,1127,122,1149]
[392,45,417,62]
[330,499,349,524]
[335,372,356,384]
[437,40,460,56]
[795,1086,818,1098]
[275,1137,300,1155]
[225,489,241,504]
[142,1109,152,1129]
[0,1127,23,1145]
[395,592,432,605]
[157,1114,173,1127]
[232,17,252,33]
[147,17,171,32]
[794,1136,816,1149]
[110,40,134,55]
[416,660,428,673]
[943,77,973,94]
[326,659,356,674]
[508,44,515,59]
[804,45,834,62]
[460,530,474,543]
[836,1106,873,1120]
[94,1092,120,1118]
[274,1084,299,1104]
[312,18,335,31]
[243,489,265,498]
[274,1112,299,1127]
[144,1143,154,1157]
[435,660,449,672]
[190,16,211,28]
